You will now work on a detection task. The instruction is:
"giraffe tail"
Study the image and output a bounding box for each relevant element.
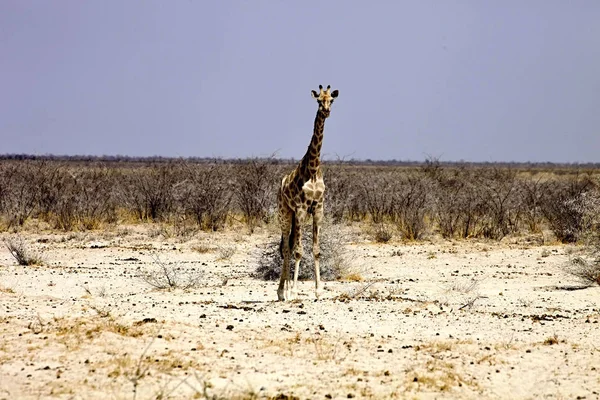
[279,235,284,258]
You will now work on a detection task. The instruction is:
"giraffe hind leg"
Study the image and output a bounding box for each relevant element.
[290,210,305,300]
[277,211,293,301]
[313,205,324,299]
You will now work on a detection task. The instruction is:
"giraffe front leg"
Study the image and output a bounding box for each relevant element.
[313,205,324,299]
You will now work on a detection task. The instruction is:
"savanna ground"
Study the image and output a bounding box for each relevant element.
[1,158,599,399]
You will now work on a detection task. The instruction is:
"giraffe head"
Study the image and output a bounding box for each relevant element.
[311,85,339,117]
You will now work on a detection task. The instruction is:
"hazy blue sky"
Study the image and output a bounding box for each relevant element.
[1,1,599,162]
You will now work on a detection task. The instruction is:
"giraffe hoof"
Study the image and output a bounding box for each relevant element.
[315,288,324,300]
[277,288,285,301]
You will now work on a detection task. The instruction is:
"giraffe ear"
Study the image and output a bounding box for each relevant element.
[330,90,339,98]
[311,90,319,98]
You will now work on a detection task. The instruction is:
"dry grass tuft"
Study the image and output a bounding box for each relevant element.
[137,253,205,290]
[407,359,479,393]
[4,236,44,266]
[542,334,564,346]
[0,284,15,294]
[192,243,215,254]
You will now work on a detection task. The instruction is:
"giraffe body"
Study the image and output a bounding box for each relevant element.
[277,85,339,301]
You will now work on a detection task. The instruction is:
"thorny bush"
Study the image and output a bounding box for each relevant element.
[0,159,598,243]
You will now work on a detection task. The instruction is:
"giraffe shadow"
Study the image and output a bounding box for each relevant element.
[540,284,592,291]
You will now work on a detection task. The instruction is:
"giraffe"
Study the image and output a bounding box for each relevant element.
[277,84,339,301]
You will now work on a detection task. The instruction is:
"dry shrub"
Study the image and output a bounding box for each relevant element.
[540,173,596,243]
[567,227,600,286]
[0,161,61,227]
[431,166,522,239]
[477,168,521,239]
[4,236,44,266]
[518,175,546,233]
[255,223,350,281]
[359,174,394,224]
[372,222,393,243]
[1,157,599,245]
[175,162,233,231]
[137,254,205,290]
[567,257,600,286]
[234,157,279,232]
[51,166,118,230]
[323,165,355,223]
[119,162,180,222]
[432,166,485,238]
[391,174,430,240]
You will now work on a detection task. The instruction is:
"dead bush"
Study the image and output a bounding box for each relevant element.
[477,168,521,239]
[1,161,60,227]
[175,162,233,231]
[391,174,430,240]
[137,254,205,290]
[432,166,486,238]
[372,222,394,243]
[323,166,355,223]
[255,223,349,281]
[565,205,600,286]
[567,256,600,287]
[119,163,180,222]
[518,175,546,233]
[37,166,118,231]
[234,157,278,232]
[4,236,44,266]
[359,173,394,224]
[540,173,596,243]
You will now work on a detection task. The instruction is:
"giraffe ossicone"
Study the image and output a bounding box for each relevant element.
[276,85,339,301]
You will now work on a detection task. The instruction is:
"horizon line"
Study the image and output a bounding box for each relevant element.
[0,153,599,168]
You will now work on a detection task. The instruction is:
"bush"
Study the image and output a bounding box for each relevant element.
[119,163,180,222]
[1,161,60,227]
[391,174,430,240]
[256,223,349,281]
[4,236,44,266]
[518,175,546,233]
[567,256,600,286]
[432,167,486,238]
[137,254,205,290]
[0,158,599,243]
[540,173,596,243]
[175,162,233,231]
[359,173,394,224]
[234,157,278,232]
[477,168,520,240]
[323,166,354,223]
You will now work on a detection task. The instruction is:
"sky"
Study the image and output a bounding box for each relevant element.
[1,1,599,163]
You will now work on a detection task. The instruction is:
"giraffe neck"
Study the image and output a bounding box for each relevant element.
[300,109,327,178]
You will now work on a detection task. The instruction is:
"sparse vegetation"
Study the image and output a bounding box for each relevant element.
[255,222,350,281]
[372,222,393,243]
[0,157,598,243]
[568,257,600,286]
[137,253,205,290]
[542,334,564,346]
[4,236,44,266]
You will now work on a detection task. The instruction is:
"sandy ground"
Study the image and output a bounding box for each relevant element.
[0,224,599,400]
